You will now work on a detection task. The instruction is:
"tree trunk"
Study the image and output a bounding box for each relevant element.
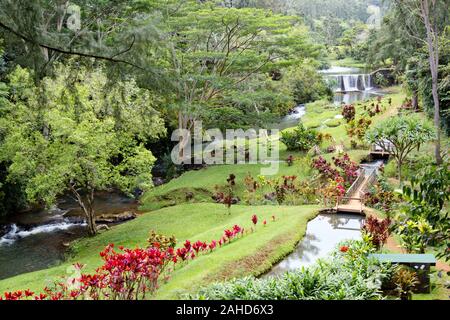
[70,184,97,236]
[411,90,419,111]
[85,187,97,236]
[421,0,443,165]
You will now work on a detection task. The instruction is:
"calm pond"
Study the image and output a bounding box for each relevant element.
[265,213,365,277]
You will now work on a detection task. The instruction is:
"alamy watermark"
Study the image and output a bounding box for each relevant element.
[171,121,280,175]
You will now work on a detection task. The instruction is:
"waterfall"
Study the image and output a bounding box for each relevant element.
[331,74,373,93]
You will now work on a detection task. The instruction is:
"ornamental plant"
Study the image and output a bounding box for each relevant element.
[342,104,355,122]
[312,153,359,188]
[362,216,391,250]
[251,214,258,226]
[2,221,255,300]
[2,244,177,300]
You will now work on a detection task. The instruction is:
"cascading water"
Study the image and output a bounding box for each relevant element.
[334,74,373,93]
[320,66,380,105]
[0,220,87,246]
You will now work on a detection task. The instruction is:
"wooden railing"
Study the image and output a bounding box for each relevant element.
[335,164,380,213]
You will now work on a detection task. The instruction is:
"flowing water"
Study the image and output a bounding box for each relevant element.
[265,213,365,277]
[278,104,306,130]
[320,66,382,105]
[278,66,382,129]
[0,192,138,280]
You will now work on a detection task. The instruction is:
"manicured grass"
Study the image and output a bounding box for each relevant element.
[0,203,320,299]
[141,154,313,211]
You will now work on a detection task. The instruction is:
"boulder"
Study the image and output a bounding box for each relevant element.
[95,211,137,224]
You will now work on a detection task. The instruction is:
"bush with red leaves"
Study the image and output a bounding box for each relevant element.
[362,216,391,250]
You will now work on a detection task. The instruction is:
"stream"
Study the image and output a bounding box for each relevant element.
[265,213,365,277]
[0,192,139,280]
[278,66,382,130]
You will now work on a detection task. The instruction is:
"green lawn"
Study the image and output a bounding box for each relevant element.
[0,203,319,299]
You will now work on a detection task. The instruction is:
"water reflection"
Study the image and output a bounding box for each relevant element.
[333,91,382,105]
[265,213,364,277]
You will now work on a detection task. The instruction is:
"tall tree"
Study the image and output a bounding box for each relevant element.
[0,0,166,82]
[163,3,318,130]
[391,0,449,164]
[0,65,165,234]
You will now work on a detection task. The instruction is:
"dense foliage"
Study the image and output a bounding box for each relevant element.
[190,240,394,300]
[280,123,321,151]
[0,66,165,233]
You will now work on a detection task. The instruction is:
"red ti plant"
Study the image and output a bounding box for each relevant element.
[208,240,217,252]
[263,220,267,227]
[22,244,178,300]
[251,214,258,226]
[332,153,359,187]
[286,155,294,166]
[312,156,340,180]
[342,104,356,122]
[362,216,391,250]
[176,247,189,261]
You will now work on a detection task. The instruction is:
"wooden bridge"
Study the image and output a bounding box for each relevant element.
[335,162,381,214]
[369,140,394,157]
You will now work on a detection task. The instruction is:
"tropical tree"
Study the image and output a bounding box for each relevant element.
[163,3,319,132]
[385,0,449,164]
[0,0,168,83]
[365,115,435,185]
[0,65,165,234]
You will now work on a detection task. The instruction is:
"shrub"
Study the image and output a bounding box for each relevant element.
[363,180,398,213]
[190,240,394,300]
[362,216,391,250]
[280,123,320,151]
[305,121,321,129]
[342,104,356,122]
[392,266,419,301]
[325,119,342,128]
[346,117,372,144]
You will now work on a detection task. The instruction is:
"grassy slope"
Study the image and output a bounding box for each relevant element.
[0,203,319,298]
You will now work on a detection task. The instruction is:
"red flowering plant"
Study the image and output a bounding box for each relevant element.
[1,221,257,300]
[2,243,177,300]
[251,214,258,226]
[362,216,391,250]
